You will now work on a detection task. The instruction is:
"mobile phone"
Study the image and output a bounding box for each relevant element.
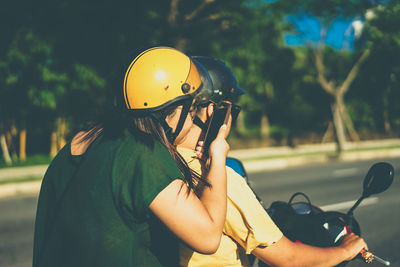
[203,104,231,155]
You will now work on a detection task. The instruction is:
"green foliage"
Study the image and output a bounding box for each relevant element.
[208,3,296,124]
[348,0,400,133]
[1,0,400,159]
[1,29,56,120]
[347,99,377,131]
[0,25,107,156]
[272,0,376,25]
[368,0,400,46]
[66,63,107,124]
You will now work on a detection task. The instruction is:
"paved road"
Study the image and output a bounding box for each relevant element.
[0,157,399,267]
[248,157,400,267]
[0,194,37,267]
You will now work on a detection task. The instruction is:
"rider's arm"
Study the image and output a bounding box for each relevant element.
[150,125,229,254]
[252,233,367,267]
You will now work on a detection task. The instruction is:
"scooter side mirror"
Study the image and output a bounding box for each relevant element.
[362,162,394,198]
[348,162,394,218]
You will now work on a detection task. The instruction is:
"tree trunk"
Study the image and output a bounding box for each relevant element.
[383,87,391,134]
[58,117,67,150]
[383,110,391,133]
[322,121,334,143]
[339,103,360,141]
[332,100,346,153]
[50,117,68,156]
[314,45,370,151]
[235,111,245,134]
[6,130,18,159]
[1,132,12,165]
[50,131,57,157]
[19,126,27,161]
[260,112,270,141]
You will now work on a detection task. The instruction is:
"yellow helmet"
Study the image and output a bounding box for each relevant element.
[123,46,211,112]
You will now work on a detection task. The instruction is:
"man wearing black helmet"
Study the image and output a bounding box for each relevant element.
[177,57,368,267]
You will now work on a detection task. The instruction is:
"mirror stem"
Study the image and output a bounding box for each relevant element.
[347,196,364,217]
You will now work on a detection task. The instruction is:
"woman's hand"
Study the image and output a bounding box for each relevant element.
[339,233,368,261]
[208,124,229,162]
[196,124,229,166]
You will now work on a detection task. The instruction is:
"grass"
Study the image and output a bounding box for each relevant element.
[2,144,400,167]
[240,151,329,162]
[238,144,400,162]
[346,144,400,152]
[0,154,52,169]
[0,175,43,185]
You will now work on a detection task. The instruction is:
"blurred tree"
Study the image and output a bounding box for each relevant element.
[205,2,296,143]
[62,63,107,143]
[0,28,55,161]
[364,0,400,134]
[0,27,106,160]
[341,0,400,137]
[0,60,13,165]
[1,0,258,160]
[29,61,106,157]
[7,0,397,159]
[167,0,218,50]
[165,0,254,54]
[273,0,381,152]
[272,46,332,145]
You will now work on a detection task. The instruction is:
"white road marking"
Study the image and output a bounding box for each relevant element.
[332,168,359,177]
[320,197,379,211]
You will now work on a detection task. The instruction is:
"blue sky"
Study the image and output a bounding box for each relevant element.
[262,0,359,50]
[284,14,357,50]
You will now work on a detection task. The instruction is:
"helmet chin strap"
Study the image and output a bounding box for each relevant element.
[153,99,193,144]
[193,116,208,132]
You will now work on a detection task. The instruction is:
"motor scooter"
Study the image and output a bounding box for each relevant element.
[226,158,394,266]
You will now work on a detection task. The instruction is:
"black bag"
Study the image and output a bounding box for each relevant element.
[266,192,352,248]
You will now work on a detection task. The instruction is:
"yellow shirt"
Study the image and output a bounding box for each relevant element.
[178,147,283,267]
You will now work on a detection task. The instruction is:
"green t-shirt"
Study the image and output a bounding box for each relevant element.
[33,129,183,267]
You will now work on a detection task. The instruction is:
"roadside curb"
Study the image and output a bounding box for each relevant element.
[1,143,400,199]
[240,148,400,173]
[0,165,48,180]
[0,180,42,199]
[0,165,47,199]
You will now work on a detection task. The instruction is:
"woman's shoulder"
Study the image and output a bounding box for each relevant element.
[105,129,175,173]
[123,128,172,156]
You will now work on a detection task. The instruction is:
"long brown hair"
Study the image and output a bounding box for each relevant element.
[131,109,208,192]
[82,101,208,193]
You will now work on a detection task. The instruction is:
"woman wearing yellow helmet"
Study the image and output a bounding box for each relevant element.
[33,46,229,267]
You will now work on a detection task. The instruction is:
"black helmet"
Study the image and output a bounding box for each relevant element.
[190,56,245,132]
[192,56,245,105]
